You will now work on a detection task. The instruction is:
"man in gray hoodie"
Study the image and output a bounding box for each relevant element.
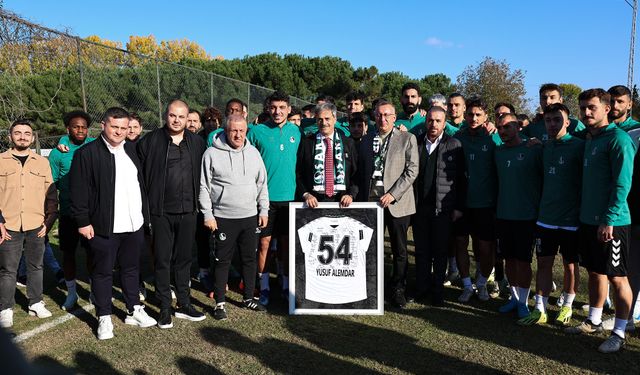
[199,115,270,320]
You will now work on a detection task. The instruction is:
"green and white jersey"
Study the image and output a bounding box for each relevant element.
[396,111,425,131]
[580,123,636,226]
[454,127,503,208]
[247,121,302,202]
[538,134,584,228]
[495,142,543,220]
[615,116,640,132]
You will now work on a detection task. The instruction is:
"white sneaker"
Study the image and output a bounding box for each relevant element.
[556,292,565,307]
[458,287,475,303]
[97,315,114,340]
[0,308,13,328]
[171,288,176,300]
[28,301,52,318]
[124,305,157,328]
[62,292,78,311]
[443,271,459,286]
[477,285,490,301]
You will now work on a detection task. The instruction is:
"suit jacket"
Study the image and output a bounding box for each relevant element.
[296,130,358,200]
[357,127,419,217]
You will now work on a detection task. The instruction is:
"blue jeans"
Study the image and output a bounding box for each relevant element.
[0,228,45,309]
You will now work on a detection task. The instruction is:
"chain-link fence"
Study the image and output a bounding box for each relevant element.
[0,10,315,149]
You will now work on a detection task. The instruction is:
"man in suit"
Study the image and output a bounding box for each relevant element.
[296,102,358,207]
[412,106,466,306]
[357,100,419,308]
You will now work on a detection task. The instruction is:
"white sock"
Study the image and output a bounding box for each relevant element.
[518,287,530,305]
[282,276,289,290]
[613,318,627,338]
[199,268,209,276]
[476,274,487,287]
[588,307,603,325]
[462,277,472,289]
[510,286,519,301]
[216,302,225,308]
[448,257,458,273]
[259,273,270,291]
[534,295,546,313]
[564,293,576,307]
[65,279,76,293]
[542,296,549,310]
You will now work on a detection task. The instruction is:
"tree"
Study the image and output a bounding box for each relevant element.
[559,83,582,118]
[455,57,528,115]
[420,73,455,99]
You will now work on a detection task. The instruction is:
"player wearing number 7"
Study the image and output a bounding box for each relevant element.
[296,102,359,208]
[199,115,270,320]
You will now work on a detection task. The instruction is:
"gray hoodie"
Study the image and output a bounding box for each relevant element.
[198,132,269,220]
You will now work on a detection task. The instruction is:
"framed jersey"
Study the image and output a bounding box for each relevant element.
[289,202,384,315]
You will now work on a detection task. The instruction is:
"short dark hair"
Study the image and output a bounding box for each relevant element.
[226,98,246,111]
[129,112,143,125]
[257,112,271,124]
[102,107,129,123]
[608,85,632,98]
[348,111,369,125]
[494,102,515,113]
[345,91,366,103]
[302,104,315,112]
[63,110,91,128]
[465,97,488,112]
[315,94,335,104]
[288,106,302,118]
[427,106,447,116]
[267,91,290,105]
[188,109,201,118]
[448,92,465,100]
[516,113,530,122]
[543,102,570,117]
[401,82,421,96]
[539,83,563,96]
[203,106,222,123]
[578,88,611,105]
[10,119,32,132]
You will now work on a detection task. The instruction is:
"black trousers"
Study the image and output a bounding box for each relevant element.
[412,208,453,300]
[213,216,258,303]
[194,212,213,270]
[385,209,411,290]
[151,212,197,309]
[88,228,143,316]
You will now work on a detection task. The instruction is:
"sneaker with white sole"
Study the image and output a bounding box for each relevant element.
[489,282,500,299]
[243,298,267,312]
[555,306,573,326]
[443,271,459,286]
[124,305,157,328]
[477,285,490,301]
[62,292,78,311]
[213,304,227,321]
[157,309,173,329]
[565,319,603,335]
[28,301,52,318]
[0,308,13,328]
[598,333,625,353]
[556,293,565,307]
[97,315,114,340]
[175,304,206,321]
[458,287,475,303]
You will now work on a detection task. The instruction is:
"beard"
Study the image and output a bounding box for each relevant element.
[13,144,29,151]
[609,110,627,121]
[402,103,418,114]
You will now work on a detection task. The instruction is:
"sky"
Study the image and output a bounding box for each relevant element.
[3,0,637,106]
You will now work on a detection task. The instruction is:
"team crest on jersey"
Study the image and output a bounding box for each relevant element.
[280,144,284,151]
[448,156,453,161]
[481,145,489,152]
[542,134,549,141]
[218,232,226,241]
[290,136,296,143]
[558,156,565,165]
[517,153,525,161]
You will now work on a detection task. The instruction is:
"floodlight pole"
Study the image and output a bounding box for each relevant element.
[627,0,637,91]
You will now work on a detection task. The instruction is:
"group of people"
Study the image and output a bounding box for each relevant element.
[0,82,638,355]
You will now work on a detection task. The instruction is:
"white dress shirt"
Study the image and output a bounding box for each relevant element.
[425,132,443,155]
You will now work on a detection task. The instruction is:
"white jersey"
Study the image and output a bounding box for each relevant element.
[297,216,374,304]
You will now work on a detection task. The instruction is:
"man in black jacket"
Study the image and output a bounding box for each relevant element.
[296,102,358,207]
[70,107,157,340]
[412,106,466,306]
[137,99,207,328]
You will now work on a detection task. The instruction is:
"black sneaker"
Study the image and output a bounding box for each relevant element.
[243,298,267,312]
[213,305,227,321]
[157,309,173,329]
[175,304,206,322]
[393,288,407,309]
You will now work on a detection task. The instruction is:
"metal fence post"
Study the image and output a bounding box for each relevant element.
[156,60,162,128]
[210,73,214,106]
[76,39,88,113]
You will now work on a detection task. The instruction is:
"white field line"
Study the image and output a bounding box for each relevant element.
[14,303,95,343]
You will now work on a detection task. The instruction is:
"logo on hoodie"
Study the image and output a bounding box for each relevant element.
[218,232,226,241]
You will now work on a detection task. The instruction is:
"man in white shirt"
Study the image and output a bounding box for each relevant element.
[70,107,156,340]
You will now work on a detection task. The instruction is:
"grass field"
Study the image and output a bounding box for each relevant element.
[6,232,640,374]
